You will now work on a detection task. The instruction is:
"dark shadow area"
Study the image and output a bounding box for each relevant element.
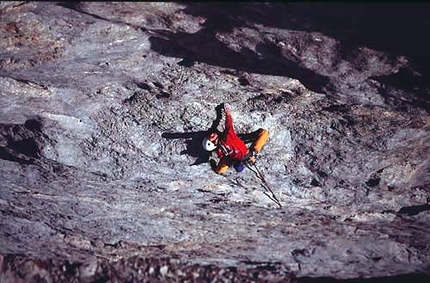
[7,138,39,158]
[398,200,430,216]
[182,3,430,77]
[162,130,211,166]
[149,28,329,94]
[371,67,430,113]
[162,104,224,166]
[149,3,430,101]
[0,119,43,164]
[0,146,33,164]
[284,3,430,80]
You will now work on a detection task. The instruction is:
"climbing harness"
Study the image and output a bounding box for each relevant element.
[244,159,282,208]
[219,143,232,157]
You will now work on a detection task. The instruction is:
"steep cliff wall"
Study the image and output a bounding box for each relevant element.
[0,2,429,282]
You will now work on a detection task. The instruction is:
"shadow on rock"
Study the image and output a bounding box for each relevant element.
[182,3,430,78]
[148,4,329,94]
[398,198,430,216]
[151,3,430,100]
[162,131,211,166]
[162,104,224,166]
[371,67,430,113]
[0,119,44,165]
[149,31,329,94]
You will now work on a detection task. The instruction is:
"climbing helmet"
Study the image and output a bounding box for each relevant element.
[202,132,218,151]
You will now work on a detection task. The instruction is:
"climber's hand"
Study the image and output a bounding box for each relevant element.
[247,149,258,165]
[224,103,231,115]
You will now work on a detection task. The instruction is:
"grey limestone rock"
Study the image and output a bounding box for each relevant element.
[0,2,429,282]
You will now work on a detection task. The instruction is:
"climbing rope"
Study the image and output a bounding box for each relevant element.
[244,161,282,208]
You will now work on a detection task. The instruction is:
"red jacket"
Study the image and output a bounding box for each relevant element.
[216,114,248,160]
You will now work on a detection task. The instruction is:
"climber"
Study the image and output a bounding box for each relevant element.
[201,103,269,174]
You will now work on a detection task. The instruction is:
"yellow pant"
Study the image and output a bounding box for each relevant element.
[214,128,269,174]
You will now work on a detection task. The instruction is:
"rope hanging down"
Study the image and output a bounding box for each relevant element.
[245,161,282,208]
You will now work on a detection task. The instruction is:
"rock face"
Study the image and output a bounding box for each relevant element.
[0,2,429,282]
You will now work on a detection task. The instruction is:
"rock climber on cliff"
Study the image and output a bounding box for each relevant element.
[201,103,269,174]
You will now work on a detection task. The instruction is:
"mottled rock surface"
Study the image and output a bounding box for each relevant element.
[1,2,429,282]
